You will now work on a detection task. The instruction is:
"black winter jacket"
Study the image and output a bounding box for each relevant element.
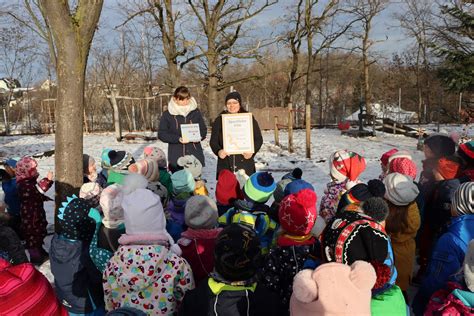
[158,109,207,171]
[49,234,104,314]
[210,110,263,179]
[179,278,279,316]
[0,224,28,265]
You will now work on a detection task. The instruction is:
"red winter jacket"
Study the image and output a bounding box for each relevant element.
[178,228,222,285]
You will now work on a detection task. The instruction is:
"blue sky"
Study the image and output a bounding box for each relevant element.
[97,0,413,59]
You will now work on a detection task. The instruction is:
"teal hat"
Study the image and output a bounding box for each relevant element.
[171,169,195,194]
[243,172,276,203]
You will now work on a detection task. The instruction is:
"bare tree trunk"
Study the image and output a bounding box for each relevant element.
[207,48,220,120]
[40,0,103,224]
[362,29,371,114]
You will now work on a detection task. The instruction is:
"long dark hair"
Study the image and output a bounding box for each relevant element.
[385,200,409,234]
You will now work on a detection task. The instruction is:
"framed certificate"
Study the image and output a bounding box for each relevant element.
[180,123,201,142]
[222,113,255,154]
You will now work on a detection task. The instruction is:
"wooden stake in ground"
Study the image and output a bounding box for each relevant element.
[288,102,294,153]
[40,0,104,228]
[306,103,311,159]
[274,116,279,147]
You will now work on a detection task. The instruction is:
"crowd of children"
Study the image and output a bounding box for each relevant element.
[0,134,473,315]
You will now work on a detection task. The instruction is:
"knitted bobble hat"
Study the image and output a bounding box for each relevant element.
[243,172,276,203]
[279,189,317,236]
[284,179,315,196]
[362,197,389,222]
[225,91,242,105]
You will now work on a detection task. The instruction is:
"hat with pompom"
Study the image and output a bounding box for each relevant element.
[361,197,389,223]
[279,189,317,236]
[128,159,160,182]
[243,172,276,203]
[284,179,315,196]
[143,146,167,169]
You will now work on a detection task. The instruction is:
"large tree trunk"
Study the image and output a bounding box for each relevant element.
[207,50,220,121]
[362,39,371,114]
[40,0,103,228]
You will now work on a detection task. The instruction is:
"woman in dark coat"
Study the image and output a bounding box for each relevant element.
[210,91,263,179]
[158,86,207,172]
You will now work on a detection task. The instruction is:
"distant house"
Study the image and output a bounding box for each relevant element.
[345,103,418,123]
[40,79,56,91]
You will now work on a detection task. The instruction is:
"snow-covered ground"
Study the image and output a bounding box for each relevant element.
[0,126,470,282]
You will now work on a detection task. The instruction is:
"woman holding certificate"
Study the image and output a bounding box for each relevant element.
[158,86,207,172]
[210,91,263,179]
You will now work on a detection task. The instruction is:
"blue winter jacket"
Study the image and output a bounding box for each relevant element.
[413,214,474,315]
[2,178,20,217]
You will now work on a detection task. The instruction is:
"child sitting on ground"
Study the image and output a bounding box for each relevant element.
[1,158,21,234]
[16,156,53,264]
[177,155,208,196]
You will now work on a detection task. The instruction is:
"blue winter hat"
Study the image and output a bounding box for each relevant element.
[5,158,17,168]
[243,172,276,203]
[284,179,314,196]
[171,169,196,194]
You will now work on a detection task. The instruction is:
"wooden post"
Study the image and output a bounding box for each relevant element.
[306,103,311,159]
[393,122,396,134]
[288,102,294,153]
[274,116,279,147]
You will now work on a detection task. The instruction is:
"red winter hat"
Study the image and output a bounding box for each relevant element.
[0,259,67,315]
[279,189,317,236]
[215,169,244,205]
[389,157,417,180]
[380,149,398,167]
[15,156,39,182]
[330,150,366,182]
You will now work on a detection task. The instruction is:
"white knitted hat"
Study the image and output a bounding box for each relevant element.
[383,173,419,206]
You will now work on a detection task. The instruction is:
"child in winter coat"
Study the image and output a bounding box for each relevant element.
[413,182,474,315]
[50,196,105,315]
[218,172,278,253]
[103,174,194,315]
[88,184,125,272]
[0,258,67,315]
[261,189,321,315]
[322,200,406,315]
[383,173,420,299]
[158,86,207,172]
[177,154,208,196]
[178,195,222,285]
[424,240,474,315]
[16,156,53,264]
[179,224,279,316]
[1,158,21,234]
[143,146,173,195]
[83,154,99,184]
[290,261,376,316]
[106,150,135,185]
[167,169,196,241]
[319,150,366,223]
[215,169,244,216]
[0,203,28,265]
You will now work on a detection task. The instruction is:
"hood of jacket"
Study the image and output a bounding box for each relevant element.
[447,215,474,242]
[50,234,85,264]
[167,97,198,117]
[106,244,170,292]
